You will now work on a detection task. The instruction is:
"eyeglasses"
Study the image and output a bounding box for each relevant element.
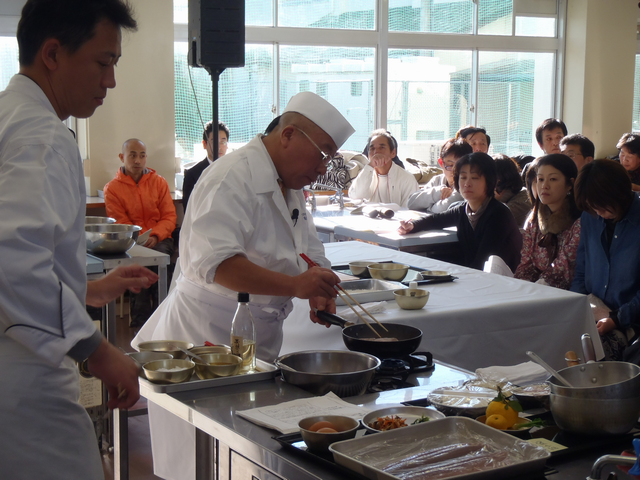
[564,152,583,160]
[293,126,336,168]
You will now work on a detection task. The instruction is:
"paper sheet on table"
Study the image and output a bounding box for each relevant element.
[236,392,371,434]
[483,255,514,277]
[475,361,548,386]
[337,301,387,322]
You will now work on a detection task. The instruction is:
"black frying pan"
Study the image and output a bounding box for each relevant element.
[316,311,423,359]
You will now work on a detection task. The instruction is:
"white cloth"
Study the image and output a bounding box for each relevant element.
[406,173,464,213]
[136,134,329,480]
[0,75,101,478]
[348,163,419,207]
[475,362,549,386]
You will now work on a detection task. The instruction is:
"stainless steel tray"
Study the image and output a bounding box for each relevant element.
[336,279,402,306]
[329,416,550,480]
[138,359,278,393]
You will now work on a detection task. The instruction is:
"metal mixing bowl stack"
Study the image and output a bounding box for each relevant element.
[85,223,142,254]
[275,350,381,397]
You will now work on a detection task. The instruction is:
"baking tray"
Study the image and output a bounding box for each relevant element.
[329,416,550,480]
[336,279,402,305]
[274,430,554,480]
[139,359,278,393]
[333,263,457,287]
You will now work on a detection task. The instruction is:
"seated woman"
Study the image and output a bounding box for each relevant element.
[514,154,581,290]
[571,160,640,361]
[398,152,522,271]
[493,154,532,228]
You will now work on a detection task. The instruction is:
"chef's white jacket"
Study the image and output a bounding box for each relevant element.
[348,162,419,207]
[0,75,102,478]
[407,173,464,213]
[135,134,330,480]
[135,134,329,361]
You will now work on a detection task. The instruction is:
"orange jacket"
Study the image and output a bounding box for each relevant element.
[104,167,176,242]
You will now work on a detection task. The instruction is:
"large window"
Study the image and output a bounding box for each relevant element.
[174,0,563,164]
[0,37,19,92]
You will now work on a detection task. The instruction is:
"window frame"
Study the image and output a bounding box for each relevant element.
[174,0,566,134]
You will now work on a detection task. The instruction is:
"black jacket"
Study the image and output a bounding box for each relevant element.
[412,197,523,271]
[182,157,210,213]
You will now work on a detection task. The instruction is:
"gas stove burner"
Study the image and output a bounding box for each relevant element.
[378,358,410,377]
[368,376,415,393]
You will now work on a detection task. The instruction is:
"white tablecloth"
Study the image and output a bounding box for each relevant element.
[280,242,603,372]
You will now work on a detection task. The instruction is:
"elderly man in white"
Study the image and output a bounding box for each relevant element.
[134,91,354,480]
[348,129,419,207]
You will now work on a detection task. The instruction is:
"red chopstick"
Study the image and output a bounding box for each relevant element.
[299,253,319,268]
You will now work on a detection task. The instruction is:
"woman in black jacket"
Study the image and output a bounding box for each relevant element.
[399,152,523,271]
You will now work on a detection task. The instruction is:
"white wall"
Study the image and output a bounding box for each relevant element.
[563,0,638,158]
[86,0,175,194]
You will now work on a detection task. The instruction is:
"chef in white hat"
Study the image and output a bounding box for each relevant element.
[134,91,355,480]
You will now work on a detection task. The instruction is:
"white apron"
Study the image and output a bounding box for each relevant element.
[0,334,103,480]
[134,274,293,480]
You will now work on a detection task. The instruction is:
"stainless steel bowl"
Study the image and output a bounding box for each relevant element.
[85,216,116,224]
[298,415,359,452]
[348,261,373,277]
[394,288,429,310]
[190,345,232,356]
[275,350,381,397]
[136,340,195,359]
[126,351,174,379]
[143,359,195,384]
[367,263,410,281]
[193,353,242,379]
[548,362,640,435]
[85,223,142,254]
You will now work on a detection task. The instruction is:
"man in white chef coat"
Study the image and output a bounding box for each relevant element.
[348,129,419,207]
[0,2,157,479]
[134,91,354,480]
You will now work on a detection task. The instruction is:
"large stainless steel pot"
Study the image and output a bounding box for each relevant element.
[275,350,381,397]
[548,362,640,435]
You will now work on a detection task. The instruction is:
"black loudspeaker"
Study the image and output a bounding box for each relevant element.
[188,0,245,70]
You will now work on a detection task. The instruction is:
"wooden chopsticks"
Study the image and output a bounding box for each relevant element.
[299,253,387,337]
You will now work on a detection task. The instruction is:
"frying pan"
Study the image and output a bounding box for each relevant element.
[316,310,423,359]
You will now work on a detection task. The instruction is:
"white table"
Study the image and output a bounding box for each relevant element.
[281,242,603,372]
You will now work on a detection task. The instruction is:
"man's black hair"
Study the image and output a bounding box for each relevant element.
[17,0,137,66]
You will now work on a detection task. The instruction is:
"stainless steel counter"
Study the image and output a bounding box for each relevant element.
[139,357,640,480]
[141,361,473,480]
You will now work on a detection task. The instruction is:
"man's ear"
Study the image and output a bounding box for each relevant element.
[585,156,594,165]
[280,125,295,147]
[40,38,62,71]
[438,158,443,167]
[118,153,124,163]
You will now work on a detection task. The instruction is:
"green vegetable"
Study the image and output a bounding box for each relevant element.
[412,415,430,425]
[512,418,546,429]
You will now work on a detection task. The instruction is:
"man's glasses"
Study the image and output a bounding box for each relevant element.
[293,126,336,168]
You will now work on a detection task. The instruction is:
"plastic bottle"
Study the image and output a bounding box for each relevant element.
[230,292,256,373]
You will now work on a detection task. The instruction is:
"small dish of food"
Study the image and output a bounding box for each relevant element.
[298,415,360,452]
[362,406,444,433]
[419,270,452,280]
[142,359,195,384]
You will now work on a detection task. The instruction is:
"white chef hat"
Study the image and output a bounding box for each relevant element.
[282,92,355,149]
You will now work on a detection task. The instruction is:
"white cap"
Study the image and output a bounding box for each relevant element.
[282,92,355,149]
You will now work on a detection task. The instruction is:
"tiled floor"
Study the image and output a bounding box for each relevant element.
[101,297,161,480]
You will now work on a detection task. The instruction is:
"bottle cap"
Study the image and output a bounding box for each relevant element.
[238,292,249,303]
